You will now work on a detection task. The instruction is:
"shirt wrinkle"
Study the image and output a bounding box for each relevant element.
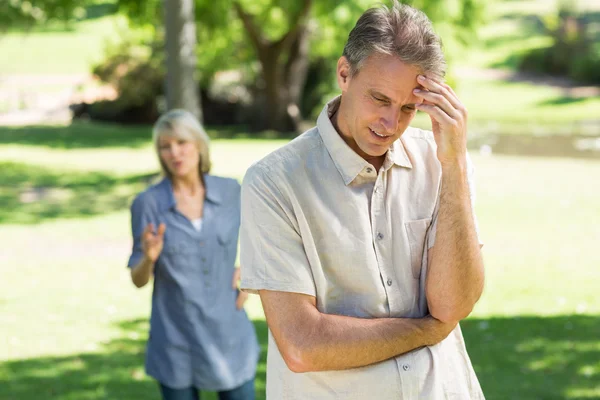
[240,98,484,400]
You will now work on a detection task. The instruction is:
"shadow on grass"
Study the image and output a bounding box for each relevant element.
[0,161,157,224]
[1,315,598,399]
[0,318,268,400]
[0,123,294,150]
[539,96,591,106]
[0,123,152,149]
[462,315,600,400]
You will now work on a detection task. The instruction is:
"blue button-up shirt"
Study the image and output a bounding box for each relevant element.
[128,175,259,391]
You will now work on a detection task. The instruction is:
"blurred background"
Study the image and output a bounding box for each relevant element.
[0,0,599,399]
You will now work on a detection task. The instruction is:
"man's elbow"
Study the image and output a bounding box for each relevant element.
[279,340,320,373]
[429,303,473,324]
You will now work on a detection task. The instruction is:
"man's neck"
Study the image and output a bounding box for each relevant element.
[331,103,385,171]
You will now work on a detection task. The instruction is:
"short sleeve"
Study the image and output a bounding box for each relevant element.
[426,151,482,249]
[240,167,316,296]
[127,193,158,268]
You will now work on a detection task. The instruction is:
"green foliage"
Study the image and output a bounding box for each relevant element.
[518,2,600,84]
[113,0,487,120]
[0,0,115,30]
[85,37,164,122]
[93,39,164,107]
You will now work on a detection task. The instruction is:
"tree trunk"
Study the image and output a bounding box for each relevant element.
[164,0,202,121]
[284,24,311,131]
[234,0,312,133]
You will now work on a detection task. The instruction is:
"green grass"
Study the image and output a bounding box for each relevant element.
[0,14,127,75]
[0,122,599,399]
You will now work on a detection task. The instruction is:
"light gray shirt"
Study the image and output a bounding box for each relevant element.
[240,97,484,399]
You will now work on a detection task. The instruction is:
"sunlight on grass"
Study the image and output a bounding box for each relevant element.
[0,15,127,74]
[459,78,600,126]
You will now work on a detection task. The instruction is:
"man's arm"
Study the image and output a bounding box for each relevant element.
[414,75,485,323]
[260,289,457,373]
[426,160,484,322]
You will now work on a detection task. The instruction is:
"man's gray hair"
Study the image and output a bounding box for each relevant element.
[342,1,446,78]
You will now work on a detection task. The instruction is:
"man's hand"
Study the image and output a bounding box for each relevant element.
[414,75,468,167]
[141,223,166,263]
[232,267,248,310]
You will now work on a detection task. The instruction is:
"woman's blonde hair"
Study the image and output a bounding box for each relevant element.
[152,109,212,178]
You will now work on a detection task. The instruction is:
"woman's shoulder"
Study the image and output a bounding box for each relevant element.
[205,174,241,193]
[130,178,170,212]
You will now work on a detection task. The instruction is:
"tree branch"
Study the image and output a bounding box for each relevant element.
[273,0,312,53]
[233,1,265,51]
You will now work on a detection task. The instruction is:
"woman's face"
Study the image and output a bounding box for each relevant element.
[158,135,200,179]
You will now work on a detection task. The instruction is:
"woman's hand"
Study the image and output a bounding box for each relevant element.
[142,223,166,263]
[232,267,248,310]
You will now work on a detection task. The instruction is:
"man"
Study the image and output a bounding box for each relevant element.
[240,1,485,399]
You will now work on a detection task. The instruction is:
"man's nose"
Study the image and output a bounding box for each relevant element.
[380,108,400,134]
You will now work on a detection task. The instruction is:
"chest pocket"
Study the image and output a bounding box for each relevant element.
[404,218,432,279]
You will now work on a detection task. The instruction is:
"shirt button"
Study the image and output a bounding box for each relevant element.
[203,269,209,275]
[403,364,410,371]
[201,257,207,262]
[387,279,393,286]
[366,167,373,173]
[377,232,384,240]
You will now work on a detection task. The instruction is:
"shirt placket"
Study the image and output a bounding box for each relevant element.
[369,167,402,316]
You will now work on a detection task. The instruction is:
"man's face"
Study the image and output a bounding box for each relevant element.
[336,53,422,159]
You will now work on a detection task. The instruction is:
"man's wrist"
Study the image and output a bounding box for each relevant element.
[439,153,467,173]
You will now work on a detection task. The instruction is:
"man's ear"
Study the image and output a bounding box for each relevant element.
[336,56,352,92]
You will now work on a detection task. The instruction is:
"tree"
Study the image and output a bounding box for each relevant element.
[0,0,84,30]
[233,0,312,132]
[117,0,486,132]
[164,0,202,120]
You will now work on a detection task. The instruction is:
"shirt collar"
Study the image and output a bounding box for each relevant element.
[203,174,223,204]
[156,174,222,212]
[317,96,412,185]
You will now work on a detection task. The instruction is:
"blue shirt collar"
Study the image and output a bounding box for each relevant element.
[156,174,222,212]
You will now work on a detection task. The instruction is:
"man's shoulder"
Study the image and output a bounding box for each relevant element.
[245,127,322,180]
[400,126,438,161]
[402,126,436,144]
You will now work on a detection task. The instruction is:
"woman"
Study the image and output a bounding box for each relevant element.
[127,109,259,400]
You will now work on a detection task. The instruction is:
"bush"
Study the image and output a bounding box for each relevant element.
[71,38,165,124]
[518,3,600,85]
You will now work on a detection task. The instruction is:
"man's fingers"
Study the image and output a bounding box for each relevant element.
[415,103,455,127]
[414,89,459,120]
[417,75,463,112]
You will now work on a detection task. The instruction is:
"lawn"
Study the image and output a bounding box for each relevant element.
[0,122,599,399]
[0,8,127,75]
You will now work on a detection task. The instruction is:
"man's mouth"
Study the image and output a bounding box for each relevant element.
[369,128,391,138]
